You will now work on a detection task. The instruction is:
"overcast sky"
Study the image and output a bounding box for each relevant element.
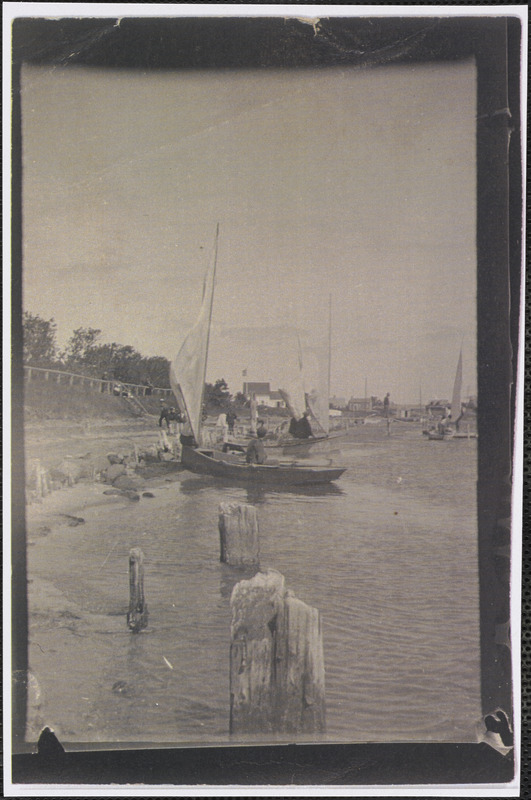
[21,58,477,403]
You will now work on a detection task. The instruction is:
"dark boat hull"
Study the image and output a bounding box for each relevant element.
[181,447,346,485]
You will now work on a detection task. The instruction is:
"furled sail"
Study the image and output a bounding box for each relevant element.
[450,349,463,423]
[169,228,218,446]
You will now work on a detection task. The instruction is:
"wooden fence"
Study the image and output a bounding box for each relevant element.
[23,365,173,398]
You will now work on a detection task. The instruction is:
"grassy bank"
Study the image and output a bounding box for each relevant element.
[23,379,163,422]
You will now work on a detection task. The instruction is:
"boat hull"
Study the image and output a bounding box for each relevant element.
[181,447,346,485]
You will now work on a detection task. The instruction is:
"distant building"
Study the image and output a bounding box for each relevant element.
[329,395,347,410]
[396,405,425,419]
[347,396,373,414]
[426,399,450,418]
[242,381,286,409]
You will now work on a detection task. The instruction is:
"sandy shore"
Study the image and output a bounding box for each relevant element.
[21,434,189,744]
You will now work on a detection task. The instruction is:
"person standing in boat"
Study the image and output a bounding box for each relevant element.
[289,409,313,439]
[246,426,267,464]
[438,409,452,435]
[256,418,268,438]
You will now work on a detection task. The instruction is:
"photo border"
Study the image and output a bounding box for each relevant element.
[5,5,524,792]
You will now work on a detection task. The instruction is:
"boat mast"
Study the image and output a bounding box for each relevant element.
[327,293,332,409]
[199,223,219,429]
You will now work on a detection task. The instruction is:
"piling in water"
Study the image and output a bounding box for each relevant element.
[219,502,260,567]
[127,548,148,633]
[229,569,325,735]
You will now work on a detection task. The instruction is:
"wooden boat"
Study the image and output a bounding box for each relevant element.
[169,225,346,486]
[181,446,346,485]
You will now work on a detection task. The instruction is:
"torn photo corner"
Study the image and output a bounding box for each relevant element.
[5,4,524,795]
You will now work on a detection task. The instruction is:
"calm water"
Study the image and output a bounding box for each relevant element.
[26,424,481,746]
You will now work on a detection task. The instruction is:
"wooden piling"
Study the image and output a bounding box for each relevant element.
[229,569,325,735]
[219,503,260,567]
[31,459,50,498]
[127,548,148,633]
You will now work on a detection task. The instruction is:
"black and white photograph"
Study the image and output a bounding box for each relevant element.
[6,5,524,793]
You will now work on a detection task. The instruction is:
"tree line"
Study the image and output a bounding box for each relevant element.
[23,312,172,389]
[22,311,248,410]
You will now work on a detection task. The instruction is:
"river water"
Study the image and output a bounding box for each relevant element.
[26,423,481,747]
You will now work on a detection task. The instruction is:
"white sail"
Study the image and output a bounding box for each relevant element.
[450,349,463,423]
[277,335,306,420]
[302,339,330,436]
[169,227,218,446]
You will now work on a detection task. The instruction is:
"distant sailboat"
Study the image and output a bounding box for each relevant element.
[426,349,469,441]
[270,296,341,452]
[450,348,463,424]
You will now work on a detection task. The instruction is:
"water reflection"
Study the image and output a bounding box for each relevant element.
[179,476,345,503]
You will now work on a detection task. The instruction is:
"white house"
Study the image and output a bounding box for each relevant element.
[242,382,286,409]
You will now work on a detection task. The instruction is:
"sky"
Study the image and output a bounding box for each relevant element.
[20,58,477,404]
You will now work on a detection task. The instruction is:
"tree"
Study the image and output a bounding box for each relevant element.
[23,312,58,365]
[233,391,249,408]
[142,356,171,389]
[204,378,231,410]
[62,327,102,365]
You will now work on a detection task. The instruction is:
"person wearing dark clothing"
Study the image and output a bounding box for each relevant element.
[383,393,390,417]
[226,409,237,434]
[289,411,313,439]
[159,407,171,430]
[256,419,267,438]
[246,427,267,464]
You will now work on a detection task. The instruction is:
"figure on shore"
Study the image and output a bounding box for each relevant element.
[159,406,172,430]
[226,409,238,435]
[245,426,267,464]
[289,409,313,439]
[383,393,390,417]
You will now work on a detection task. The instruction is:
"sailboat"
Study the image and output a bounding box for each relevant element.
[425,349,473,440]
[264,296,348,454]
[169,227,346,486]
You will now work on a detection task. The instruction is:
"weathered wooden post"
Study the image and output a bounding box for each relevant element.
[30,459,50,498]
[230,569,325,735]
[127,548,148,633]
[219,503,260,567]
